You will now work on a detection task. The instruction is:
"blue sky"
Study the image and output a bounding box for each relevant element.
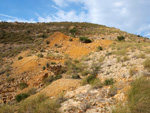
[0,0,150,37]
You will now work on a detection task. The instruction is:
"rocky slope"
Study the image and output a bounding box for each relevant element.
[0,22,150,113]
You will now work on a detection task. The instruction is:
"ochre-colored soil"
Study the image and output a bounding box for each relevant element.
[35,79,80,98]
[46,32,113,59]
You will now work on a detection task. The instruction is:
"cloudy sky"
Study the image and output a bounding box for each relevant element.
[0,0,150,37]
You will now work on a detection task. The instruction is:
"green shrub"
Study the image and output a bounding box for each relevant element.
[129,68,137,76]
[18,94,60,113]
[37,53,43,58]
[70,28,77,37]
[137,53,146,59]
[43,75,62,85]
[81,75,101,88]
[18,56,23,60]
[19,83,28,90]
[46,40,50,44]
[109,84,118,97]
[104,78,114,86]
[0,104,16,113]
[46,62,50,68]
[43,66,46,70]
[69,38,73,41]
[6,76,14,83]
[117,36,125,41]
[72,75,80,79]
[51,62,56,65]
[15,93,30,102]
[97,46,103,51]
[79,37,92,43]
[128,77,150,113]
[143,58,150,72]
[27,88,37,95]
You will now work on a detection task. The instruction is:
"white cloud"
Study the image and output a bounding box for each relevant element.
[0,14,35,23]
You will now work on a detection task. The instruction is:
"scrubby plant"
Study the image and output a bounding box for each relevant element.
[97,46,103,51]
[46,40,50,44]
[18,56,23,60]
[104,78,114,86]
[69,38,73,41]
[51,62,56,65]
[79,37,92,43]
[129,67,137,76]
[27,88,37,95]
[6,76,14,83]
[46,62,50,68]
[81,75,101,88]
[43,66,46,70]
[137,53,146,59]
[70,28,77,37]
[109,84,118,97]
[43,75,62,85]
[18,94,60,113]
[37,53,43,58]
[72,75,80,79]
[19,83,28,90]
[143,58,150,72]
[128,77,150,113]
[15,93,30,102]
[117,36,125,41]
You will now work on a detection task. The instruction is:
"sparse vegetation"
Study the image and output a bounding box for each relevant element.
[104,78,114,86]
[97,46,103,51]
[37,53,43,58]
[43,75,62,85]
[19,83,28,90]
[117,36,125,41]
[6,76,14,83]
[143,58,150,72]
[18,56,23,60]
[46,40,50,44]
[72,75,80,79]
[81,75,101,88]
[15,93,30,102]
[79,37,92,43]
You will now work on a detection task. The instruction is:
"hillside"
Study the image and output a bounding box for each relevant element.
[0,22,150,113]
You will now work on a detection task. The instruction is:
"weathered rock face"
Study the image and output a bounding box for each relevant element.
[60,85,116,113]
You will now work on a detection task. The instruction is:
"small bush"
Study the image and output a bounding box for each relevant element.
[97,46,103,51]
[18,56,23,60]
[79,37,92,43]
[43,75,62,85]
[6,76,14,83]
[70,28,77,37]
[43,66,46,70]
[122,56,129,62]
[137,53,146,59]
[129,68,137,76]
[37,53,43,58]
[46,62,50,68]
[51,62,56,65]
[128,77,150,113]
[69,38,73,41]
[81,75,101,88]
[104,78,114,86]
[72,75,80,79]
[117,36,125,41]
[109,84,118,97]
[46,40,50,44]
[143,58,150,72]
[18,94,60,113]
[27,88,37,95]
[19,83,28,90]
[0,104,16,113]
[15,93,30,102]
